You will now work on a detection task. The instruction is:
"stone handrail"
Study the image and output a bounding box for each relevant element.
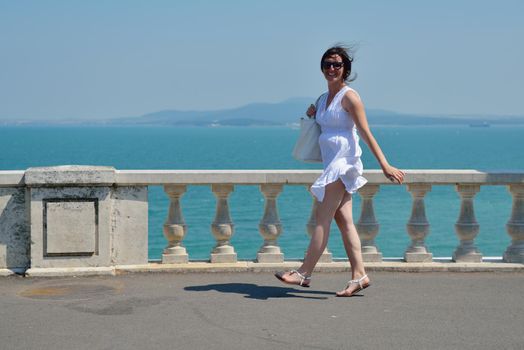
[114,169,524,185]
[2,168,523,186]
[1,167,523,276]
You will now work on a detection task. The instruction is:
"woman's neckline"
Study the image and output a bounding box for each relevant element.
[324,85,349,112]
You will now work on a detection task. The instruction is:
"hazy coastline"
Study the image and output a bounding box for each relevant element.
[2,98,523,127]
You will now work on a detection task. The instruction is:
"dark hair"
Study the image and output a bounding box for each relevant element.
[320,45,356,82]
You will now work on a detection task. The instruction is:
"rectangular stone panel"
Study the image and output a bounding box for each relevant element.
[44,199,98,256]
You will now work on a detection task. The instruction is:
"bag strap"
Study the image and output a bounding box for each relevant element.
[312,94,324,119]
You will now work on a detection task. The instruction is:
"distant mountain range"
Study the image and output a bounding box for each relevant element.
[2,97,524,126]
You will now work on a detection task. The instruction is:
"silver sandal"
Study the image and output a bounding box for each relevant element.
[336,274,370,297]
[274,269,311,288]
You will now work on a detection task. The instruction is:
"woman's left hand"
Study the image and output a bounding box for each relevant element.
[306,104,316,118]
[383,165,405,184]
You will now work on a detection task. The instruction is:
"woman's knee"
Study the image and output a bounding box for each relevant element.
[334,209,354,226]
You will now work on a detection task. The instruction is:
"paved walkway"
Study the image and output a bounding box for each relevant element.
[1,271,523,350]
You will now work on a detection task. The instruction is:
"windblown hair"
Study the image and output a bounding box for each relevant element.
[320,45,357,82]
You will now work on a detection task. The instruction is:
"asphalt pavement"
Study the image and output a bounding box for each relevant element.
[1,271,523,350]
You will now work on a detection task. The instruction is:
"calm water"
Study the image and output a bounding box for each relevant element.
[1,125,522,259]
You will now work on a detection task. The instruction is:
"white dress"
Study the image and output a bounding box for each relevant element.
[310,86,368,202]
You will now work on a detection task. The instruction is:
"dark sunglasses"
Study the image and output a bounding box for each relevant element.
[322,61,343,70]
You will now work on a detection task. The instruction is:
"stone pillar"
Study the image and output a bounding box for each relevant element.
[356,185,382,262]
[23,166,149,274]
[162,185,189,264]
[453,184,482,262]
[503,184,524,263]
[404,184,433,262]
[305,188,332,263]
[257,184,284,263]
[210,184,237,263]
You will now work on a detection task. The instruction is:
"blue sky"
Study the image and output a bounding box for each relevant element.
[1,0,523,119]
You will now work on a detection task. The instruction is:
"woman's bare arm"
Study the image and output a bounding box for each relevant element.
[342,90,405,184]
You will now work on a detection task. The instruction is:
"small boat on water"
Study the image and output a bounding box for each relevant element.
[469,122,490,127]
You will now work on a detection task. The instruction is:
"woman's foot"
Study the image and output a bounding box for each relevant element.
[274,270,311,288]
[336,274,370,297]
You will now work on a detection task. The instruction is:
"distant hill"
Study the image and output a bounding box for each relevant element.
[110,97,314,126]
[2,97,524,126]
[107,98,524,127]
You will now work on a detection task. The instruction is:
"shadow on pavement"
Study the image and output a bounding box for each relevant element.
[184,283,333,300]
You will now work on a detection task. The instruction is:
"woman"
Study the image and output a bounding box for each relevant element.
[275,46,405,297]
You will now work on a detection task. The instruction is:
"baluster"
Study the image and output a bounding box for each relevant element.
[503,184,524,263]
[210,184,237,263]
[453,184,482,262]
[356,184,382,262]
[257,184,284,263]
[306,187,332,262]
[404,184,433,262]
[162,185,189,264]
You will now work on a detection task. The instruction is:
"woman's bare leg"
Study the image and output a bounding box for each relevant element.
[278,180,346,284]
[334,192,370,295]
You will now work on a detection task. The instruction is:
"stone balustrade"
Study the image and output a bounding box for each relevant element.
[1,166,523,276]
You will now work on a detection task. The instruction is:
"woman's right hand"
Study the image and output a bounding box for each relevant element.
[382,164,405,184]
[306,104,316,118]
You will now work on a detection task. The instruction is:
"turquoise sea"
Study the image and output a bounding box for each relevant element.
[1,125,523,260]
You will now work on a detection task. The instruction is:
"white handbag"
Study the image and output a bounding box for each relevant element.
[292,96,323,163]
[292,117,322,163]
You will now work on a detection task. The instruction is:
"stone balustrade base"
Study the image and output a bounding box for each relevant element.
[210,253,238,263]
[162,254,189,264]
[2,260,521,277]
[503,244,524,263]
[256,253,284,263]
[404,252,433,263]
[452,252,483,263]
[362,253,383,262]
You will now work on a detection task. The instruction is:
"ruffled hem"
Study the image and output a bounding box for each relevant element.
[310,161,367,202]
